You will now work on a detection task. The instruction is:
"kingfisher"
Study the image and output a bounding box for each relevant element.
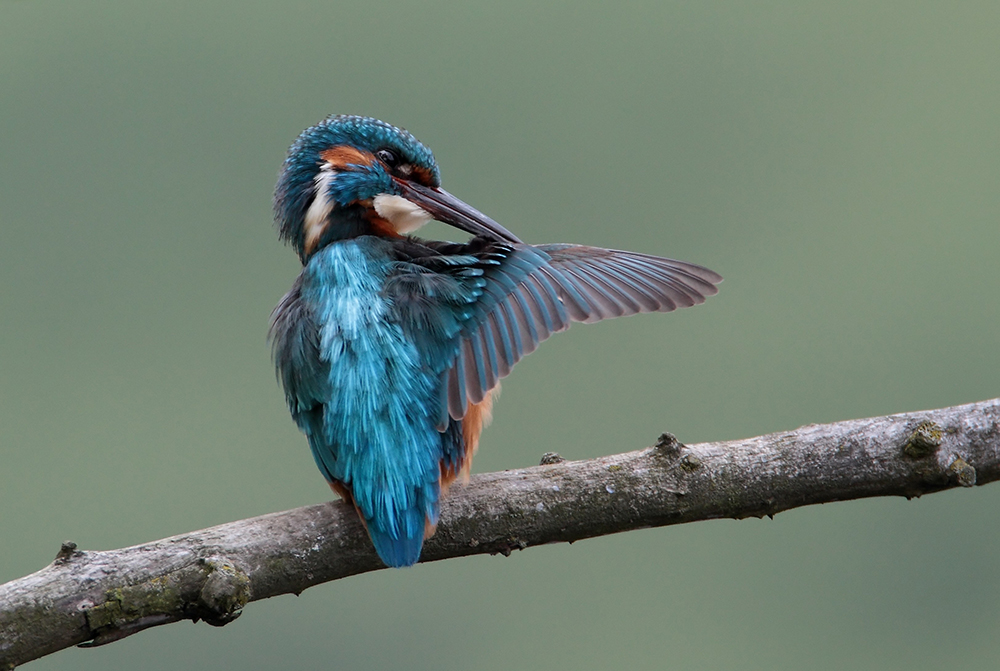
[270,115,721,568]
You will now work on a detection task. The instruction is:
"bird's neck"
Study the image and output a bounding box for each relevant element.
[300,203,401,264]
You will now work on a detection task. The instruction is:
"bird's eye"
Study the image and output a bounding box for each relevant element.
[375,149,399,167]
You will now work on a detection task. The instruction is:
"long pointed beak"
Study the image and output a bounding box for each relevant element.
[394,180,523,244]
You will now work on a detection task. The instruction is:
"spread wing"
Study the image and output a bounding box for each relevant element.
[429,241,722,425]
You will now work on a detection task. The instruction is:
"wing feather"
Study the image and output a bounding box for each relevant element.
[447,348,468,420]
[424,242,720,422]
[463,336,485,404]
[487,311,513,378]
[509,286,540,353]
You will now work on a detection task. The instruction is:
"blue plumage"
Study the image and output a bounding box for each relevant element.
[275,237,473,566]
[304,240,440,565]
[270,115,722,567]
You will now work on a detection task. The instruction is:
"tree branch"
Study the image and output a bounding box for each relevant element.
[2,398,998,668]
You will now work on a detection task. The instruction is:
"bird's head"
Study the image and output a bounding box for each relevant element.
[274,115,520,262]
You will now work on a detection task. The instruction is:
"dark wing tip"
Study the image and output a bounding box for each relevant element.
[540,244,722,321]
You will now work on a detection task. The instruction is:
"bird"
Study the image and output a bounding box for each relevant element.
[269,115,721,568]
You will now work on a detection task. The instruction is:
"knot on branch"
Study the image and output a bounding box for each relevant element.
[655,432,681,455]
[680,453,702,470]
[79,556,250,647]
[947,456,977,487]
[53,541,81,565]
[196,557,251,626]
[903,421,943,458]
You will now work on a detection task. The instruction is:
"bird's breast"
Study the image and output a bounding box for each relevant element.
[302,239,393,341]
[299,239,436,431]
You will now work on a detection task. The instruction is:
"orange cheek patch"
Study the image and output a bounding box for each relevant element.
[360,203,403,238]
[368,217,402,238]
[320,145,374,169]
[411,166,436,186]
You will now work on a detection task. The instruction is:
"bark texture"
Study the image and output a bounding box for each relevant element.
[2,397,998,668]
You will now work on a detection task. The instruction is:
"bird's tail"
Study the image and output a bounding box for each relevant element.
[367,501,436,568]
[367,526,426,568]
[330,480,436,568]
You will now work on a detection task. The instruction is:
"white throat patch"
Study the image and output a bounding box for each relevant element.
[373,193,433,234]
[304,165,336,254]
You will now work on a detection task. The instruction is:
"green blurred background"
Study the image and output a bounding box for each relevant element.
[2,1,999,668]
